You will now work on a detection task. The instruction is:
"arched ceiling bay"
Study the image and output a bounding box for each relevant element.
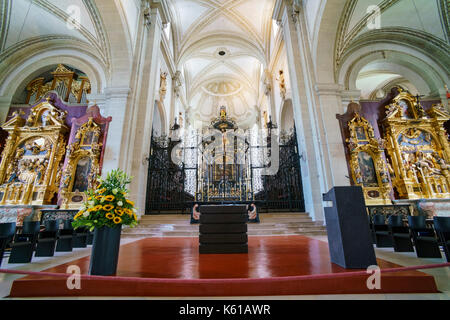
[0,0,110,66]
[168,0,276,128]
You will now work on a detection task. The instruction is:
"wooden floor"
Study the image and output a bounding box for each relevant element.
[9,236,438,297]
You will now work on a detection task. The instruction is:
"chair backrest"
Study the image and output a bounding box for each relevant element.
[433,217,450,233]
[22,221,41,234]
[44,220,59,232]
[0,222,16,238]
[373,214,386,225]
[63,219,74,230]
[408,215,427,229]
[388,215,404,227]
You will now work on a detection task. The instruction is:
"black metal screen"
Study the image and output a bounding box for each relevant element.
[252,128,305,212]
[145,128,305,214]
[145,135,194,214]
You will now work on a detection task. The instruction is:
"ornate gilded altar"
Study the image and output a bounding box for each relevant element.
[347,113,392,205]
[0,97,68,205]
[59,106,111,209]
[383,89,450,199]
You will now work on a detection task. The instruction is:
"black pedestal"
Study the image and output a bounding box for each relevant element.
[323,186,377,269]
[199,205,248,254]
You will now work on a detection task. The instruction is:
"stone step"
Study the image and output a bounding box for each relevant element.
[121,213,327,238]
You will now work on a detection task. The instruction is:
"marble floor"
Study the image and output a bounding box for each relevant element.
[0,235,449,300]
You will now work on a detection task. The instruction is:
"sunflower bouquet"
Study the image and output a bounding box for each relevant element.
[72,169,139,231]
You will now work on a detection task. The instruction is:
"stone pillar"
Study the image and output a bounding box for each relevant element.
[277,3,326,222]
[0,96,12,124]
[125,7,164,214]
[275,1,351,223]
[99,87,130,175]
[315,84,352,187]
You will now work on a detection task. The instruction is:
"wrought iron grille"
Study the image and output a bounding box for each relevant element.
[145,127,305,214]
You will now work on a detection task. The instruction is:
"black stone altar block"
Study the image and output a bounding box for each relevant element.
[323,186,377,269]
[199,205,248,254]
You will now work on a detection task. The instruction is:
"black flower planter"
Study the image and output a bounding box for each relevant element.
[89,225,122,276]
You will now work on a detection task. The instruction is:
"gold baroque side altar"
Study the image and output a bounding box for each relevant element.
[383,89,450,199]
[59,118,103,209]
[0,98,68,205]
[347,113,392,205]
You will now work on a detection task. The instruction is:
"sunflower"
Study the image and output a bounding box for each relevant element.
[74,211,83,220]
[102,204,114,211]
[124,208,133,216]
[133,213,138,221]
[113,216,122,224]
[105,212,114,220]
[95,195,104,201]
[115,208,124,216]
[93,205,103,211]
[97,188,107,194]
[126,199,135,206]
[104,195,115,201]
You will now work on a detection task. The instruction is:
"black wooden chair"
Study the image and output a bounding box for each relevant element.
[73,226,89,248]
[408,216,442,258]
[55,220,74,252]
[433,216,450,262]
[368,215,376,244]
[8,221,41,263]
[35,220,60,257]
[388,215,414,252]
[373,214,393,247]
[0,223,16,267]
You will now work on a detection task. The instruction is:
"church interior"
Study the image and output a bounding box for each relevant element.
[0,0,449,302]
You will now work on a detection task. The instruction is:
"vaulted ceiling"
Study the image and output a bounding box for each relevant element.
[0,0,110,67]
[335,0,449,99]
[168,0,276,128]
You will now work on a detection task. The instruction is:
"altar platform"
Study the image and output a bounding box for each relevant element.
[8,236,439,297]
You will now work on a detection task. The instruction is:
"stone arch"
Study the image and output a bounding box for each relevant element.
[153,100,167,136]
[0,47,107,98]
[279,98,294,132]
[312,0,348,83]
[338,45,449,98]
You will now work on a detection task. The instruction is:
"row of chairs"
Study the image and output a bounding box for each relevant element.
[368,215,450,262]
[0,220,93,266]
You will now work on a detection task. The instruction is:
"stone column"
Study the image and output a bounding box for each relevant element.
[315,84,352,187]
[98,87,130,174]
[275,1,351,223]
[276,3,326,222]
[125,7,164,214]
[0,96,12,124]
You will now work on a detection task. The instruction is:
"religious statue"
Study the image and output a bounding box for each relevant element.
[262,70,272,96]
[159,71,168,103]
[277,70,286,100]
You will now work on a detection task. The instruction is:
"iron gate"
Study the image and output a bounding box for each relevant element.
[145,128,305,214]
